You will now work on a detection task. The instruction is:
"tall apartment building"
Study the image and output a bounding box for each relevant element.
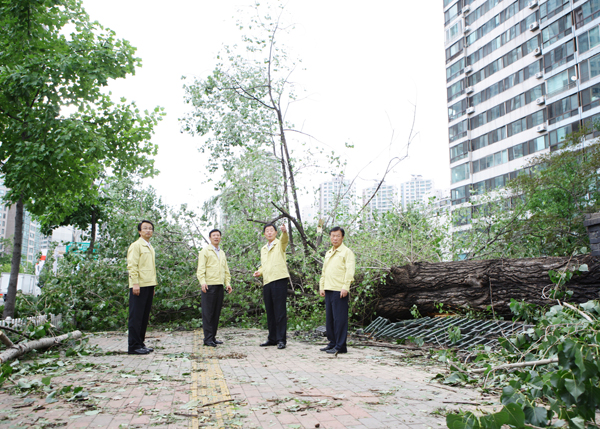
[362,182,398,221]
[4,205,42,264]
[319,178,356,217]
[444,0,600,207]
[0,181,9,253]
[400,175,433,208]
[0,177,43,264]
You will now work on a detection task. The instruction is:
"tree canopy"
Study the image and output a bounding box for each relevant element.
[0,0,163,317]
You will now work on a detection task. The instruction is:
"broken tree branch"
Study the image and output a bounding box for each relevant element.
[0,330,14,348]
[561,302,594,322]
[0,330,82,364]
[470,357,559,374]
[0,326,33,340]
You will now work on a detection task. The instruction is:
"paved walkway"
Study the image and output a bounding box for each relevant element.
[0,328,494,428]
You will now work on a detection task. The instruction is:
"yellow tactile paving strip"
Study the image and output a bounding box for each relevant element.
[189,330,235,429]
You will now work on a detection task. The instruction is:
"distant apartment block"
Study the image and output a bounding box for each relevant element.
[400,175,433,208]
[422,188,452,210]
[362,182,398,220]
[319,178,356,217]
[3,203,42,264]
[444,0,600,207]
[301,205,318,224]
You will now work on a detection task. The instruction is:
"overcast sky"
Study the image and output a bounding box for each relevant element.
[82,0,450,211]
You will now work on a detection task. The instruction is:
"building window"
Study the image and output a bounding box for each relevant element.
[540,0,570,23]
[508,135,549,160]
[547,93,579,124]
[447,58,465,83]
[574,0,600,29]
[543,40,575,73]
[546,66,577,98]
[448,99,467,121]
[446,39,464,63]
[542,13,572,48]
[580,53,600,83]
[451,163,470,184]
[449,120,468,143]
[472,149,508,173]
[549,122,579,150]
[577,25,600,54]
[444,1,461,25]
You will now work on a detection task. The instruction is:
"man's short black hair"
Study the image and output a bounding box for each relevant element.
[330,226,345,237]
[138,220,154,232]
[208,228,221,237]
[263,223,277,233]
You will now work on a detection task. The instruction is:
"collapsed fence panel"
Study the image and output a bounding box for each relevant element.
[363,316,527,350]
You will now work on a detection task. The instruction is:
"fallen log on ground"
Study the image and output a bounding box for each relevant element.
[0,330,82,363]
[376,255,600,320]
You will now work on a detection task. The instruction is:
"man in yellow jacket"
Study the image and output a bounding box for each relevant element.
[127,220,157,355]
[253,223,289,349]
[319,226,355,354]
[197,229,232,347]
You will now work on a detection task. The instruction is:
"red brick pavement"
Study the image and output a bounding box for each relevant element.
[0,328,495,428]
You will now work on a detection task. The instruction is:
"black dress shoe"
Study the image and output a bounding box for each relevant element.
[320,345,335,352]
[325,348,338,355]
[277,342,286,349]
[204,342,217,347]
[128,348,150,355]
[260,341,277,347]
[143,346,154,352]
[214,340,223,345]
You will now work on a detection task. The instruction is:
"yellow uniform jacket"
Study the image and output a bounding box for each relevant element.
[319,243,355,292]
[127,237,157,288]
[257,232,290,285]
[196,246,231,287]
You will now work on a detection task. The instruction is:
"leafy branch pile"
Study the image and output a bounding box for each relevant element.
[443,299,600,429]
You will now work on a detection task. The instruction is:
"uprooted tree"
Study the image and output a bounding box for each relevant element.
[376,254,600,320]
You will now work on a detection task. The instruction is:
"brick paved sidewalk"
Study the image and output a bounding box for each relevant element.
[0,328,495,429]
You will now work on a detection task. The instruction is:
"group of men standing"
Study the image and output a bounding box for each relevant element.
[126,220,355,356]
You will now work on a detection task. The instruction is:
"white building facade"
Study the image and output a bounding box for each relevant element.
[444,0,600,207]
[400,175,433,208]
[319,178,356,218]
[362,182,398,220]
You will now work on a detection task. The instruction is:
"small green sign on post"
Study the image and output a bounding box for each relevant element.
[65,242,92,254]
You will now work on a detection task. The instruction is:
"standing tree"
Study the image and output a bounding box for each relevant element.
[506,129,600,256]
[181,3,316,252]
[0,0,162,318]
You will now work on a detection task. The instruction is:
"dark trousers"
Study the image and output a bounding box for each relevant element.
[263,278,288,344]
[128,286,154,352]
[201,284,224,344]
[325,290,349,353]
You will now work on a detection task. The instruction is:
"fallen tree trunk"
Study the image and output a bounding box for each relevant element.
[376,255,600,320]
[0,330,82,364]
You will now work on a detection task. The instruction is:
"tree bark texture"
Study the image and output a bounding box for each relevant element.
[88,209,97,256]
[3,196,24,319]
[376,255,600,320]
[0,330,82,364]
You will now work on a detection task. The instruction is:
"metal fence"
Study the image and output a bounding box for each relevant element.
[364,316,531,350]
[0,314,62,329]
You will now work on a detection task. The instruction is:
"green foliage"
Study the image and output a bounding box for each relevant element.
[0,0,162,223]
[410,305,422,319]
[444,300,600,429]
[455,132,600,260]
[447,326,461,344]
[0,336,95,392]
[0,0,163,318]
[506,131,600,257]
